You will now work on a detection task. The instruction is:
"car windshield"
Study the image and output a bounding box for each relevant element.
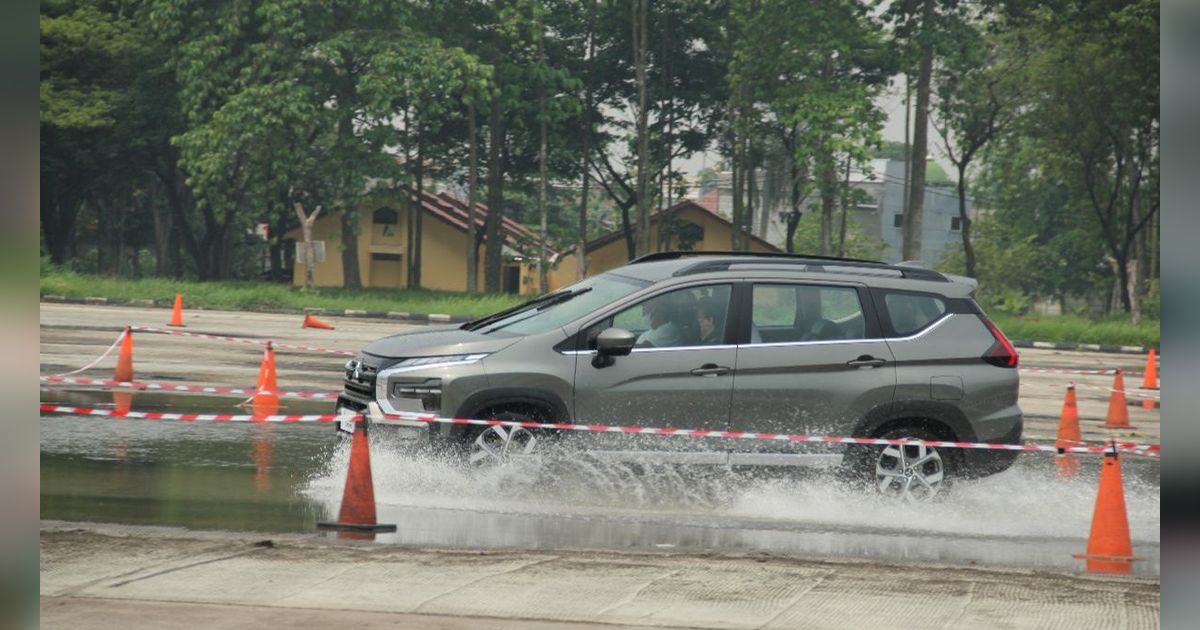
[480,273,650,336]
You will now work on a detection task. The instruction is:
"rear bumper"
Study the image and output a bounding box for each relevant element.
[959,415,1023,478]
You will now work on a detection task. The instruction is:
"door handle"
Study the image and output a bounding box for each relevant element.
[691,363,731,377]
[847,355,887,368]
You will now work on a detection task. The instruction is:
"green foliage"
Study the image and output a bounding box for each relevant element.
[989,313,1159,348]
[40,264,523,317]
[786,211,885,261]
[38,0,1159,315]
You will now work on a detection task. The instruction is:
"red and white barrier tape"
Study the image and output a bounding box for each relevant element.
[1021,366,1122,377]
[40,404,343,424]
[378,411,1160,458]
[1071,381,1160,401]
[39,403,1160,458]
[131,326,355,357]
[50,329,128,377]
[39,375,340,400]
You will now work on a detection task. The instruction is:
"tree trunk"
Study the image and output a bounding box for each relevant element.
[411,138,424,288]
[957,164,976,277]
[747,148,758,248]
[837,155,851,257]
[633,0,651,258]
[620,199,636,261]
[902,0,935,262]
[340,208,362,289]
[294,202,321,291]
[730,160,743,250]
[150,198,174,276]
[537,73,549,294]
[483,104,506,293]
[467,103,479,292]
[819,152,836,256]
[577,134,591,280]
[785,151,803,254]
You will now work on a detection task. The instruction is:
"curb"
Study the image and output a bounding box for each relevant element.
[41,295,472,326]
[39,295,1158,353]
[1011,339,1154,356]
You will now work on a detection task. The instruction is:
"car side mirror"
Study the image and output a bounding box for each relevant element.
[592,327,636,368]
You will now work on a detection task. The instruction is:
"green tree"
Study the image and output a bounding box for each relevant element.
[728,0,891,254]
[932,18,1025,277]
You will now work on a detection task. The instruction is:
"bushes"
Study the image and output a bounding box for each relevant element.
[40,265,524,317]
[989,313,1159,348]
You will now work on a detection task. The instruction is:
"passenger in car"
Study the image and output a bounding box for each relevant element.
[696,298,724,345]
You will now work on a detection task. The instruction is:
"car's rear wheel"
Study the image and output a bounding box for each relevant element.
[846,426,956,502]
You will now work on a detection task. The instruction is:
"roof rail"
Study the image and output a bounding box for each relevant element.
[629,251,948,282]
[629,250,885,266]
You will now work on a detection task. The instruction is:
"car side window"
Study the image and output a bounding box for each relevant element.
[749,284,866,343]
[883,292,946,336]
[586,284,732,349]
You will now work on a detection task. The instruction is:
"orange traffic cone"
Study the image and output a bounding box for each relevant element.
[1073,446,1139,573]
[252,342,279,415]
[302,314,335,330]
[1104,370,1133,429]
[1140,349,1158,390]
[112,390,133,415]
[167,292,186,327]
[317,421,397,538]
[1055,385,1081,479]
[114,327,134,383]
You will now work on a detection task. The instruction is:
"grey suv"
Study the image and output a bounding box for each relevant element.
[338,252,1022,502]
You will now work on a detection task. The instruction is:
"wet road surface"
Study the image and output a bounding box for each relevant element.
[41,388,1160,577]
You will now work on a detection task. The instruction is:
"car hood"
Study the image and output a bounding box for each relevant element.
[361,325,521,359]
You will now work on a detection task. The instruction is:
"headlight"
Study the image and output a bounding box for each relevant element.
[392,353,488,370]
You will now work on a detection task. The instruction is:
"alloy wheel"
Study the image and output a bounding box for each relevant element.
[875,441,945,502]
[469,425,538,467]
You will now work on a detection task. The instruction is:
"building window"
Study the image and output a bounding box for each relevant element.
[950,216,962,231]
[677,222,704,251]
[371,253,402,262]
[372,207,399,225]
[893,213,904,228]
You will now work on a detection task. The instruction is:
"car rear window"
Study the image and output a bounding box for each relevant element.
[749,284,866,342]
[883,292,946,336]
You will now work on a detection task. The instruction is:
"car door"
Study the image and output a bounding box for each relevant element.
[572,283,736,432]
[728,281,896,450]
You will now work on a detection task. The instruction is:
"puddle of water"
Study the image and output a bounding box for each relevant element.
[40,388,1160,575]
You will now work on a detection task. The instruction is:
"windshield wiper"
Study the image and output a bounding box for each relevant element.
[461,287,592,332]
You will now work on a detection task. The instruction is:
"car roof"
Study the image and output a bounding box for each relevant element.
[608,251,977,298]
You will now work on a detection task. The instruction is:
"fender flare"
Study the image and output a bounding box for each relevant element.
[852,400,978,442]
[448,388,571,439]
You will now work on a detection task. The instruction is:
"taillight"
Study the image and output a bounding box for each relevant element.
[979,315,1019,368]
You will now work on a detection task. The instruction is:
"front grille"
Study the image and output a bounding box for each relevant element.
[341,353,394,408]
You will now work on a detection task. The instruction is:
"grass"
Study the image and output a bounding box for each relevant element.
[41,266,1160,347]
[40,266,525,318]
[990,313,1159,348]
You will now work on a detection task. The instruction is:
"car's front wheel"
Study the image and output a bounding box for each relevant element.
[464,408,544,468]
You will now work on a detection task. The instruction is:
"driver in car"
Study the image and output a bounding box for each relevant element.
[636,296,683,347]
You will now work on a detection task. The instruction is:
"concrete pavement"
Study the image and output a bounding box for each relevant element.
[40,524,1160,630]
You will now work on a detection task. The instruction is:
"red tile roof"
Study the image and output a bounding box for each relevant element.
[694,189,720,214]
[580,198,780,254]
[396,188,541,255]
